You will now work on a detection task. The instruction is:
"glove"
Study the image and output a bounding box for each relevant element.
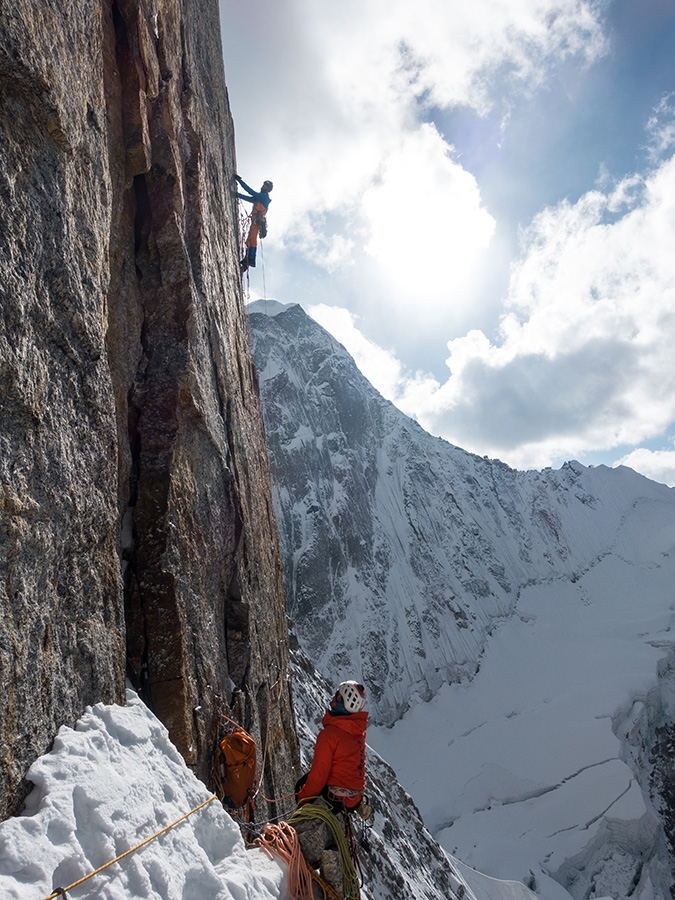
[357,798,372,820]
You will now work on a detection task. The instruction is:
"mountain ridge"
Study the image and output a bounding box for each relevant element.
[249,299,675,898]
[248,300,674,725]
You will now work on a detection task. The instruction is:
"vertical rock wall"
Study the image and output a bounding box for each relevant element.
[0,0,298,820]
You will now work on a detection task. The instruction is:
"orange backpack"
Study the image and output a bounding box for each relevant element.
[214,719,258,815]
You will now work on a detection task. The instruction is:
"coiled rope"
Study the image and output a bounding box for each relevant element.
[288,802,360,900]
[39,795,216,900]
[252,821,326,900]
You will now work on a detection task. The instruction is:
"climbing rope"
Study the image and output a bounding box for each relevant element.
[39,795,217,900]
[342,809,366,887]
[252,675,295,810]
[252,821,321,900]
[253,687,272,804]
[288,802,360,900]
[238,208,252,297]
[259,232,267,300]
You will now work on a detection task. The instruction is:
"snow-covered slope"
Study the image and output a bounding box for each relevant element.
[248,300,675,899]
[248,301,675,723]
[0,692,538,900]
[0,693,287,900]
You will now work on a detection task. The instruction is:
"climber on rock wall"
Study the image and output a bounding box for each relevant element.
[235,174,272,272]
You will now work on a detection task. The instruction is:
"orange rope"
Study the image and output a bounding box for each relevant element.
[39,796,216,900]
[252,822,327,900]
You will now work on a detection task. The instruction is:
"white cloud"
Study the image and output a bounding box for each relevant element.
[360,125,495,309]
[302,0,606,117]
[614,448,675,488]
[319,146,675,471]
[222,0,606,322]
[402,150,675,466]
[646,92,675,163]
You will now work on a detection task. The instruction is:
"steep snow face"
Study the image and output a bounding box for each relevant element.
[369,539,675,899]
[248,301,675,899]
[0,693,287,900]
[248,302,675,726]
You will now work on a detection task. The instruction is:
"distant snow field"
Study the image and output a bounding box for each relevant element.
[370,498,675,900]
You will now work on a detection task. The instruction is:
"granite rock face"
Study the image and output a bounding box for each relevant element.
[0,0,297,819]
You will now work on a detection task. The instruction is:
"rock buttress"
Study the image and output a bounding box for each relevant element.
[0,0,298,820]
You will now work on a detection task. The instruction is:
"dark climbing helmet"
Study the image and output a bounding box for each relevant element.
[337,681,366,713]
[262,180,273,192]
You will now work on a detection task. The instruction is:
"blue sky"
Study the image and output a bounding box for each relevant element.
[219,0,675,485]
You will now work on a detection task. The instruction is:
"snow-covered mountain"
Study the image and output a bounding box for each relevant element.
[248,300,675,899]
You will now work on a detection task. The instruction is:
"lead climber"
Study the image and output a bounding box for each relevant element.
[235,174,273,272]
[291,681,370,898]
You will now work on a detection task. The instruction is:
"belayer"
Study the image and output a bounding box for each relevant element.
[235,174,273,272]
[292,681,370,898]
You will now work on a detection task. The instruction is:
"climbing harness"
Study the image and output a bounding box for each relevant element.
[255,208,268,239]
[39,795,216,900]
[327,785,362,803]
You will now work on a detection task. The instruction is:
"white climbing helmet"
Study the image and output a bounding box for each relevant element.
[338,680,366,713]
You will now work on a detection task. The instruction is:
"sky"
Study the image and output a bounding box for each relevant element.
[219,0,675,485]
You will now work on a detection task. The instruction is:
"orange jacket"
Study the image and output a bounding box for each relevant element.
[297,710,368,808]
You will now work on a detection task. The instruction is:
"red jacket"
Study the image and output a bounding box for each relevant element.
[297,710,368,808]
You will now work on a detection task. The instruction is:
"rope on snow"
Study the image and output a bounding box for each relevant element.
[40,796,217,900]
[251,820,324,900]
